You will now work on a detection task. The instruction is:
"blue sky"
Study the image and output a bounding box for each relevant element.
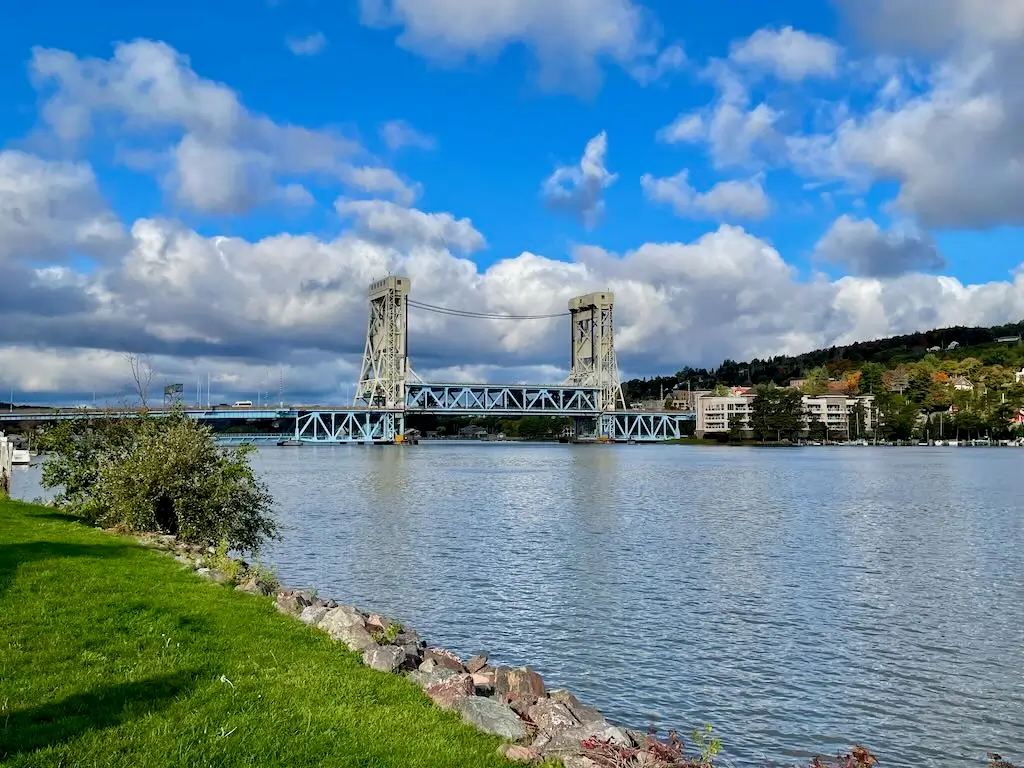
[2,0,1024,399]
[2,0,1015,282]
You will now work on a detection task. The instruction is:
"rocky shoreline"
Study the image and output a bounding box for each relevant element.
[136,531,700,768]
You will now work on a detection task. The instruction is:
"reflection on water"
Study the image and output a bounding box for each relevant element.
[11,445,1024,766]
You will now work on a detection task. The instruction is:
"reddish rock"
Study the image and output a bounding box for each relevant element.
[494,666,546,699]
[425,673,474,710]
[505,694,537,720]
[423,647,465,672]
[471,669,495,695]
[466,654,489,673]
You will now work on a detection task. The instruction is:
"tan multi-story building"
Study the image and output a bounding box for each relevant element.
[695,392,875,437]
[802,394,874,435]
[694,393,754,435]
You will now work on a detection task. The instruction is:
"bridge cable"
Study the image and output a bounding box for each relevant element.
[407,299,568,321]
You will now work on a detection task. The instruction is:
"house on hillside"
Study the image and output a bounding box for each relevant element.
[1015,368,1024,384]
[951,376,974,391]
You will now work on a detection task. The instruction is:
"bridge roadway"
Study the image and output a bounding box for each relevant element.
[0,383,695,443]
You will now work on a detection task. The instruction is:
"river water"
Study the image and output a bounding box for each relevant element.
[10,444,1024,767]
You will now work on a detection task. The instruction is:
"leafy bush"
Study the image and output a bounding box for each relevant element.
[39,410,277,554]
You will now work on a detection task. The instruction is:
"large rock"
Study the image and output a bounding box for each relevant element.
[298,605,330,626]
[549,689,605,726]
[318,607,376,652]
[453,696,528,741]
[561,757,599,768]
[319,605,364,635]
[472,669,496,696]
[333,623,378,653]
[423,647,464,672]
[494,666,546,699]
[236,577,274,596]
[425,673,474,709]
[394,629,423,648]
[466,654,489,673]
[533,721,631,754]
[407,666,458,690]
[363,645,407,673]
[274,590,313,616]
[527,699,580,734]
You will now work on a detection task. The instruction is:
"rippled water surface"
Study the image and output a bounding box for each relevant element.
[12,444,1024,766]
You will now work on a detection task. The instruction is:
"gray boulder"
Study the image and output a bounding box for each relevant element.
[548,689,605,726]
[527,699,580,735]
[363,645,407,673]
[453,696,528,741]
[332,623,377,653]
[319,605,364,635]
[298,605,330,626]
[407,666,458,690]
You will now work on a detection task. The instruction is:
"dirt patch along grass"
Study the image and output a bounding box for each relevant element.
[0,499,514,767]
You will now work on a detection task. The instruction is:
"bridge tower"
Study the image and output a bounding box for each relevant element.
[355,275,412,409]
[565,291,625,411]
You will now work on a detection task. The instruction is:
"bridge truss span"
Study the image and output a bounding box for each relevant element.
[406,383,601,415]
[599,411,696,442]
[295,409,402,443]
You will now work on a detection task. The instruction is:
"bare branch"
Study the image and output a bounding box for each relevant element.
[125,353,155,409]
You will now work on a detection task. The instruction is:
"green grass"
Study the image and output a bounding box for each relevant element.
[0,499,514,768]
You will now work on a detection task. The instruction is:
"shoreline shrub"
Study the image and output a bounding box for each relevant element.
[39,410,277,554]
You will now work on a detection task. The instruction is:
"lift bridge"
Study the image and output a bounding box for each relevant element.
[0,276,694,443]
[290,275,692,443]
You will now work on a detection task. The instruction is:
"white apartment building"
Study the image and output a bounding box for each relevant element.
[802,394,875,435]
[695,394,754,435]
[695,392,875,437]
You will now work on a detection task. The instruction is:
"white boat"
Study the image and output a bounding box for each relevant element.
[11,449,31,465]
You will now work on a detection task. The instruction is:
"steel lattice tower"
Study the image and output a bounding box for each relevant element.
[565,291,625,411]
[355,275,413,409]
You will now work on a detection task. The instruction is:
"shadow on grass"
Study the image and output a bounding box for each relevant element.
[0,671,201,758]
[0,541,126,597]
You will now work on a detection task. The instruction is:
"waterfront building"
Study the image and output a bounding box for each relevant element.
[695,392,875,438]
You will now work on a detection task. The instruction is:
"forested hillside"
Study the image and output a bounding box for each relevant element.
[624,320,1024,440]
[625,321,1024,398]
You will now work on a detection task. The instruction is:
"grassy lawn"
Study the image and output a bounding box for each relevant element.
[0,499,513,768]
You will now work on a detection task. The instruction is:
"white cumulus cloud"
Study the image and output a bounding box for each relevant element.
[28,40,407,215]
[641,170,771,220]
[357,0,674,91]
[729,26,842,81]
[541,131,617,228]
